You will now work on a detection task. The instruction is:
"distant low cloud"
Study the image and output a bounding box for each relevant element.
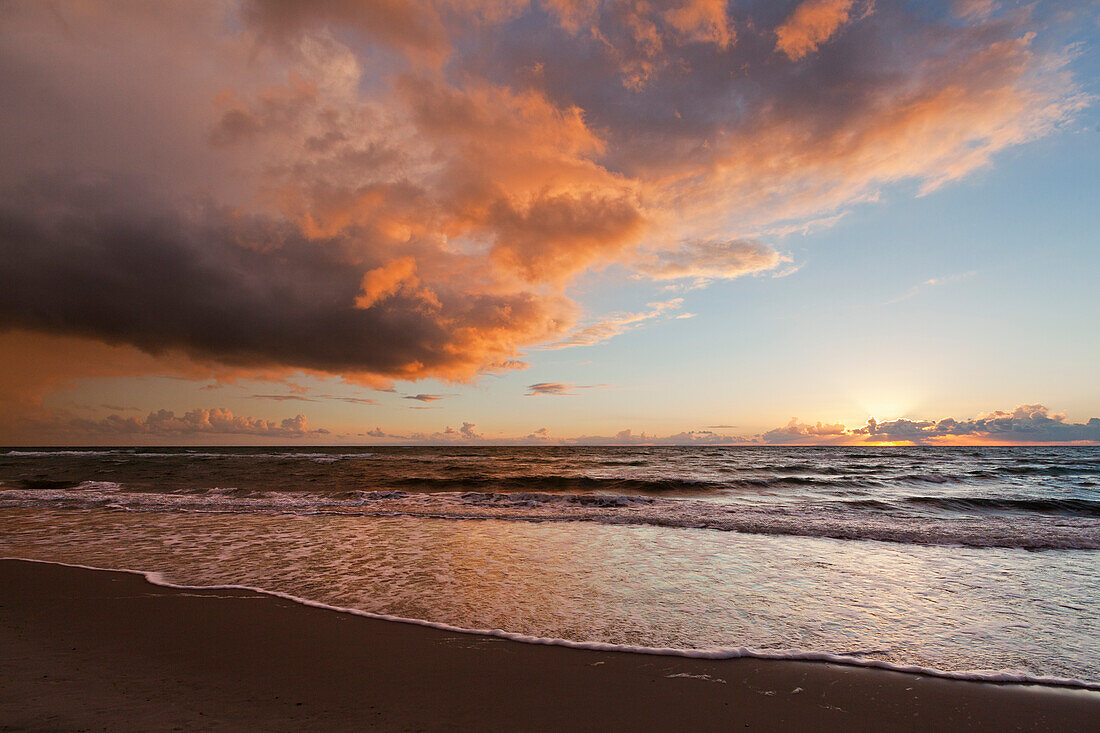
[754,404,1100,445]
[566,428,756,446]
[52,408,326,439]
[851,405,1100,444]
[525,427,553,441]
[360,421,483,442]
[7,399,1097,446]
[761,418,848,444]
[403,393,449,402]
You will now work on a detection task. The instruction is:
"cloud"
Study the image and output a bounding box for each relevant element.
[637,240,788,282]
[525,426,553,441]
[541,299,684,349]
[756,404,1099,445]
[403,393,449,402]
[0,0,1086,405]
[952,0,998,20]
[248,392,378,405]
[884,271,976,305]
[775,0,859,61]
[664,0,736,49]
[355,424,756,445]
[761,418,849,444]
[13,402,1096,446]
[525,382,606,396]
[354,257,419,309]
[526,382,574,396]
[247,394,319,402]
[320,395,379,406]
[0,182,570,381]
[34,407,326,440]
[241,0,452,63]
[481,359,532,374]
[572,409,1096,444]
[852,404,1100,444]
[565,428,756,446]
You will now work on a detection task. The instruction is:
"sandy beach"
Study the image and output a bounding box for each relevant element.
[1,558,1097,731]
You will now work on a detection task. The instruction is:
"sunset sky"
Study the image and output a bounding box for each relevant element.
[1,0,1097,445]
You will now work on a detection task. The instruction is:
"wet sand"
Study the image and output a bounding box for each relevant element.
[1,559,1097,731]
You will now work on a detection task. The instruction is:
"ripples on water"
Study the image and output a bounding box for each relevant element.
[1,446,1098,683]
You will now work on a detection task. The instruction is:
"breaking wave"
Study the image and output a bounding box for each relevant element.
[2,481,1097,551]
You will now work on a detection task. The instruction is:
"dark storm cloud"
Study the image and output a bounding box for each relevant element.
[0,181,566,380]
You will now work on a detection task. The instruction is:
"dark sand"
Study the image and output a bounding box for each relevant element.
[1,559,1097,732]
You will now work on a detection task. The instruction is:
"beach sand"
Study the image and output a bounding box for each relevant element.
[1,559,1097,731]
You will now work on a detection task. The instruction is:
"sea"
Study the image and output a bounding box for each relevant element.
[1,445,1098,687]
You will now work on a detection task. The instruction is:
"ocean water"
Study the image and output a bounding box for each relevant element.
[1,446,1098,685]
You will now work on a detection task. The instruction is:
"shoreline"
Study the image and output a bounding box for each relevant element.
[2,559,1098,731]
[5,555,1098,691]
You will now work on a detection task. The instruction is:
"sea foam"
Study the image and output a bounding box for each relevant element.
[4,556,1098,692]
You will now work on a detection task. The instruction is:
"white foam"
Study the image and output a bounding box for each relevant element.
[1,450,375,461]
[3,450,119,457]
[4,556,1098,692]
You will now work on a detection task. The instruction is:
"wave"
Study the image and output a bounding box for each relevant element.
[3,557,1096,690]
[1,449,376,463]
[902,496,1100,517]
[2,483,1098,550]
[374,474,895,493]
[968,464,1100,478]
[388,475,728,493]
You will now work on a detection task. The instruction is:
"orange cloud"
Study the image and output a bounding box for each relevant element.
[355,257,420,309]
[488,191,646,283]
[775,0,857,61]
[0,0,1085,412]
[242,0,452,65]
[663,0,736,49]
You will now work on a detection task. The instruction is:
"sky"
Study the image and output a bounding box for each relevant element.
[0,0,1098,446]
